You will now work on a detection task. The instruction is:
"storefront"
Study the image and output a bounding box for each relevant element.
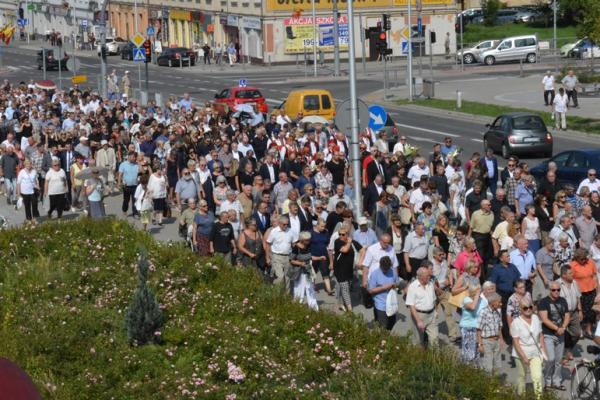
[224,15,239,47]
[241,16,262,60]
[168,9,191,48]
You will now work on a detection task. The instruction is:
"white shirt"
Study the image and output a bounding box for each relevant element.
[147,173,167,199]
[288,213,301,240]
[267,226,294,254]
[409,188,431,213]
[17,168,38,195]
[510,315,543,359]
[542,75,555,91]
[405,279,437,311]
[276,114,291,128]
[553,93,568,113]
[363,242,398,278]
[266,163,275,182]
[407,165,430,185]
[403,231,429,259]
[578,178,600,194]
[392,141,407,155]
[220,199,243,220]
[45,168,67,195]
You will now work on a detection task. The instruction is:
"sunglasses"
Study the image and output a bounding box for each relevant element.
[590,174,596,177]
[550,289,560,292]
[521,306,534,311]
[508,164,516,167]
[339,233,347,236]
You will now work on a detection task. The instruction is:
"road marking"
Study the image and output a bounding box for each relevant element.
[266,98,283,105]
[472,138,483,142]
[395,123,460,137]
[408,136,437,143]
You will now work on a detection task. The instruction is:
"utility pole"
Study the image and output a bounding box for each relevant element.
[100,0,108,98]
[312,0,317,77]
[553,0,557,72]
[333,0,340,77]
[346,1,362,217]
[460,14,464,71]
[135,0,141,93]
[407,0,413,101]
[359,12,366,74]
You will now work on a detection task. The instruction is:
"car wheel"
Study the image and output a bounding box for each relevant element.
[485,56,495,66]
[502,142,511,159]
[463,53,474,64]
[526,53,537,63]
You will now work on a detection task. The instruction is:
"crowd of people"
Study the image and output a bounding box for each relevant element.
[2,79,600,398]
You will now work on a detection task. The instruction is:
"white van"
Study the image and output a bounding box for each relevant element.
[481,35,538,65]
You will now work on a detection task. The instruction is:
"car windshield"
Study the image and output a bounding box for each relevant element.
[235,90,262,99]
[512,116,545,130]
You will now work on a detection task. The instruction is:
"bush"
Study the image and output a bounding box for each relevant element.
[482,0,501,26]
[0,219,557,399]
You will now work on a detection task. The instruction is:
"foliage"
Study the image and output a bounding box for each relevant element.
[482,0,501,26]
[462,24,578,48]
[579,0,600,45]
[0,219,558,399]
[124,249,164,346]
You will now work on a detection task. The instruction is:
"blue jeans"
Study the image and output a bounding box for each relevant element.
[543,334,565,386]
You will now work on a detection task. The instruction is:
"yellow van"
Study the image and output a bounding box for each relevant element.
[277,89,336,122]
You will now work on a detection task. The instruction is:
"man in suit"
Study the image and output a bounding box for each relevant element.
[252,200,271,234]
[366,148,386,186]
[59,143,75,205]
[364,174,385,217]
[483,148,499,196]
[500,156,518,187]
[298,195,314,231]
[259,152,279,184]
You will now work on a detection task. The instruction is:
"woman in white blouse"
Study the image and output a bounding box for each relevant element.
[16,159,39,223]
[44,158,68,219]
[148,167,168,226]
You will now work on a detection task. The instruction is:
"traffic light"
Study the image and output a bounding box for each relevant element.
[430,31,437,44]
[18,7,24,19]
[100,45,107,60]
[376,31,392,56]
[382,14,391,31]
[143,40,151,63]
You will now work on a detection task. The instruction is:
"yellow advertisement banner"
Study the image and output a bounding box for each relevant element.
[267,0,453,12]
[284,16,349,54]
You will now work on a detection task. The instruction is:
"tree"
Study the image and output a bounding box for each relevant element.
[580,0,600,45]
[482,0,501,26]
[124,249,164,346]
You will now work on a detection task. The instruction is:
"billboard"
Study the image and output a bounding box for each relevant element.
[283,16,349,54]
[267,0,453,12]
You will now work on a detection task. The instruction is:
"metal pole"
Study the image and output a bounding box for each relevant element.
[347,0,362,217]
[408,0,413,101]
[135,0,141,92]
[58,45,62,90]
[100,0,108,98]
[460,15,464,72]
[383,55,388,99]
[429,30,433,81]
[25,0,30,43]
[145,61,149,92]
[333,0,340,77]
[42,48,46,80]
[359,12,366,74]
[553,0,557,73]
[312,0,317,77]
[72,31,77,78]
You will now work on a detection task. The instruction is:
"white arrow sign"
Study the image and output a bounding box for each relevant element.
[369,112,384,127]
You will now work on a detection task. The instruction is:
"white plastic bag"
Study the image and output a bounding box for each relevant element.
[16,196,23,210]
[385,289,398,317]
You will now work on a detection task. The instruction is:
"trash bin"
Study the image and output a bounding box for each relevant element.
[423,79,435,99]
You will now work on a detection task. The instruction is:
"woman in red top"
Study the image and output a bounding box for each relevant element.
[453,236,483,277]
[570,248,599,338]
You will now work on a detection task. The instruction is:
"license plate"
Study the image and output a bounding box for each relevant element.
[181,57,189,61]
[523,138,539,143]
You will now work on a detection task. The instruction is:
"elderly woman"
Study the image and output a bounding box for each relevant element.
[84,167,105,219]
[192,199,215,257]
[311,218,332,294]
[570,248,599,338]
[552,190,567,224]
[459,283,483,364]
[453,236,483,276]
[506,279,533,333]
[511,297,547,398]
[492,210,518,256]
[333,224,362,312]
[522,203,541,254]
[290,231,318,310]
[238,217,264,270]
[554,233,573,272]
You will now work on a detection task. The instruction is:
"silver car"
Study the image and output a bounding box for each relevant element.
[483,112,552,159]
[457,39,500,64]
[481,35,538,65]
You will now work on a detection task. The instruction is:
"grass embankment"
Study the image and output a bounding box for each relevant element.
[462,24,578,47]
[0,219,557,399]
[397,98,600,135]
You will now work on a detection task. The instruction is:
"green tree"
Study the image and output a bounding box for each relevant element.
[124,250,164,346]
[482,0,501,26]
[580,0,600,44]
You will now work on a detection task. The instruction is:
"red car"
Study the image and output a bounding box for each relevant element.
[213,87,268,115]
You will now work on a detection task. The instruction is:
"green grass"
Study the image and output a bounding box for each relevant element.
[462,24,579,47]
[396,98,600,135]
[0,219,559,400]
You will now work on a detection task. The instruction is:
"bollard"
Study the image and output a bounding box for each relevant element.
[155,92,163,107]
[180,58,182,69]
[456,90,462,109]
[519,59,523,78]
[268,54,272,68]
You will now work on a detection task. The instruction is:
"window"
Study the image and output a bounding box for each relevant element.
[516,38,536,47]
[498,41,512,50]
[216,89,230,99]
[479,41,492,49]
[303,95,320,111]
[500,117,510,131]
[321,95,331,110]
[567,152,589,169]
[490,116,502,129]
[512,116,545,130]
[235,89,262,99]
[551,152,571,168]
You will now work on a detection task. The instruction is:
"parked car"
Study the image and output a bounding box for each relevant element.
[157,47,196,67]
[274,89,336,122]
[472,9,519,25]
[481,35,538,65]
[96,37,126,56]
[457,39,500,64]
[570,38,600,59]
[120,42,135,60]
[36,49,69,71]
[213,87,268,115]
[483,112,552,159]
[530,150,600,187]
[513,9,543,23]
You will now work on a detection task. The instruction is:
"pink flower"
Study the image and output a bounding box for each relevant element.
[227,361,246,383]
[225,394,237,400]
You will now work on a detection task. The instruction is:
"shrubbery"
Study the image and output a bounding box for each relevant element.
[0,219,556,399]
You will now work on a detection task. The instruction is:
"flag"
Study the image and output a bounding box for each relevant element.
[4,26,16,45]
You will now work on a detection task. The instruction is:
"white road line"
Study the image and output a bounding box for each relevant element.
[395,123,460,138]
[265,98,283,105]
[472,138,484,143]
[408,136,438,143]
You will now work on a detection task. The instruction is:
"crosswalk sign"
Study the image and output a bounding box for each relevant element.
[133,48,146,62]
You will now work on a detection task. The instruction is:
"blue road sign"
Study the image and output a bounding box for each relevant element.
[146,26,155,36]
[401,40,408,54]
[368,105,387,131]
[133,48,146,62]
[82,19,88,27]
[17,18,27,27]
[238,79,247,87]
[417,17,422,36]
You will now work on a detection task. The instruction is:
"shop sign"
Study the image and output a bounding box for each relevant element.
[283,16,348,54]
[242,16,261,30]
[170,9,191,21]
[227,15,238,26]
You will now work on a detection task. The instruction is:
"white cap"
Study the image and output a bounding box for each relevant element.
[100,139,108,145]
[80,136,88,141]
[357,216,369,225]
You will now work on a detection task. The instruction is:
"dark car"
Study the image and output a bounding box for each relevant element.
[483,112,553,159]
[120,42,135,60]
[37,49,69,71]
[530,150,600,187]
[157,48,196,67]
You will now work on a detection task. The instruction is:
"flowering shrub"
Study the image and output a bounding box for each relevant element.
[0,219,556,399]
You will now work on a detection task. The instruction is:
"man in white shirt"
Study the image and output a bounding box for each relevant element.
[275,108,292,129]
[578,169,600,194]
[549,215,577,250]
[542,70,555,107]
[552,87,568,130]
[407,157,430,185]
[392,135,408,155]
[406,267,439,347]
[265,216,295,293]
[360,233,398,287]
[327,184,353,212]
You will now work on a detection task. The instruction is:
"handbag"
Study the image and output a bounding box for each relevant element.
[448,290,469,308]
[386,289,399,317]
[521,317,548,362]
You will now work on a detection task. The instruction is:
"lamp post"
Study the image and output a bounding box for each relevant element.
[347,0,361,216]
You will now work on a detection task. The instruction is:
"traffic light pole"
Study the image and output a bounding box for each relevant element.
[407,0,413,102]
[145,61,149,93]
[333,0,340,77]
[347,0,362,217]
[100,0,108,98]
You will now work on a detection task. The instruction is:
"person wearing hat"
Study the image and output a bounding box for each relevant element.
[74,136,91,159]
[85,167,106,219]
[96,139,117,193]
[122,71,131,98]
[353,216,378,248]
